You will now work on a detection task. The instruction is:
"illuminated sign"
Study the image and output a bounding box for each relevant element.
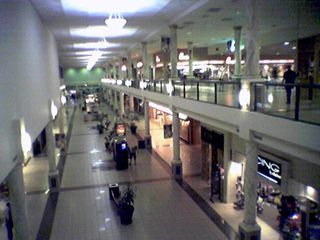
[121,143,127,150]
[257,155,281,185]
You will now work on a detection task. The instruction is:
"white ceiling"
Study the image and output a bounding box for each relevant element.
[29,0,320,68]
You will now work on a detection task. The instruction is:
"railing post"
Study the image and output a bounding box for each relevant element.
[197,81,199,101]
[253,83,257,111]
[160,81,163,93]
[238,82,242,109]
[214,83,217,104]
[154,81,156,92]
[172,80,175,96]
[183,81,186,98]
[295,85,300,121]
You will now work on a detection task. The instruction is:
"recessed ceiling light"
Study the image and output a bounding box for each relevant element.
[70,26,136,38]
[284,42,289,45]
[292,46,296,50]
[72,42,120,49]
[187,32,191,35]
[61,0,170,14]
[211,38,215,41]
[276,52,280,55]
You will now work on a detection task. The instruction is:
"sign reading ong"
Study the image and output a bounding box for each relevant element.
[257,155,282,185]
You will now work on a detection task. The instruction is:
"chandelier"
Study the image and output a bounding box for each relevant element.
[105,13,127,29]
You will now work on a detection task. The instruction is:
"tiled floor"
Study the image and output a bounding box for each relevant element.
[135,110,282,240]
[1,102,284,240]
[47,105,228,240]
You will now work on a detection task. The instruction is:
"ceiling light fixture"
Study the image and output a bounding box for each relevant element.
[105,13,127,29]
[87,49,103,70]
[137,61,143,68]
[98,38,110,48]
[121,65,127,71]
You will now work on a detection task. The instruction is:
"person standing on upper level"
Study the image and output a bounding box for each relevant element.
[282,65,297,104]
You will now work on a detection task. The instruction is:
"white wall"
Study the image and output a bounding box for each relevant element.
[0,1,60,182]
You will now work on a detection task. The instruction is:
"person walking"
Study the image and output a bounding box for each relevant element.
[5,202,13,240]
[129,146,137,165]
[282,65,297,104]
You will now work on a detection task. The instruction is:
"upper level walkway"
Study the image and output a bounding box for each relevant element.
[102,79,320,166]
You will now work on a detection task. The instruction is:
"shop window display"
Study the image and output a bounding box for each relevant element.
[233,177,244,210]
[255,182,320,239]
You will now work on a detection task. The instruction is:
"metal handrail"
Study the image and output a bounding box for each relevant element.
[105,78,319,125]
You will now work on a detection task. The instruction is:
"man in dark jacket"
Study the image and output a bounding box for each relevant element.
[283,65,297,104]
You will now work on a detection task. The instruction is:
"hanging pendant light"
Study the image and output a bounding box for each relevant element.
[105,13,127,29]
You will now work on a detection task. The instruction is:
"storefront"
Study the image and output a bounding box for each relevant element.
[256,151,320,239]
[200,126,225,201]
[148,102,201,145]
[230,145,320,239]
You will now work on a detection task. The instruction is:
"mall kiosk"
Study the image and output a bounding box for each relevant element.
[112,122,129,170]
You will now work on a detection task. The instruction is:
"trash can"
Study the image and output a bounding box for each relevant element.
[138,139,145,149]
[109,183,120,200]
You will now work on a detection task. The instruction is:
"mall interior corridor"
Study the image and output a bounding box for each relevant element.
[1,1,319,240]
[0,102,285,240]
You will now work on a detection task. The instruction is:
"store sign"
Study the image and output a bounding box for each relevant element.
[257,155,282,185]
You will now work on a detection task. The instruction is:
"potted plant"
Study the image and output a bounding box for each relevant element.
[118,184,136,225]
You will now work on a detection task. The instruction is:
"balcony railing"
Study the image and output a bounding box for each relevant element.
[104,79,320,125]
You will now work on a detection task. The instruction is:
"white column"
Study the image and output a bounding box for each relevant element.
[187,41,194,78]
[120,92,125,117]
[244,0,260,79]
[142,42,148,79]
[171,109,182,179]
[223,132,233,203]
[105,63,109,78]
[117,65,121,80]
[107,64,111,78]
[144,100,152,149]
[241,0,263,111]
[58,105,65,152]
[113,65,117,79]
[129,95,134,112]
[114,91,118,113]
[118,61,122,80]
[239,140,261,239]
[58,94,65,135]
[127,52,133,79]
[170,25,178,79]
[148,53,153,80]
[234,26,242,78]
[144,100,150,136]
[7,119,30,240]
[109,90,113,108]
[46,99,60,191]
